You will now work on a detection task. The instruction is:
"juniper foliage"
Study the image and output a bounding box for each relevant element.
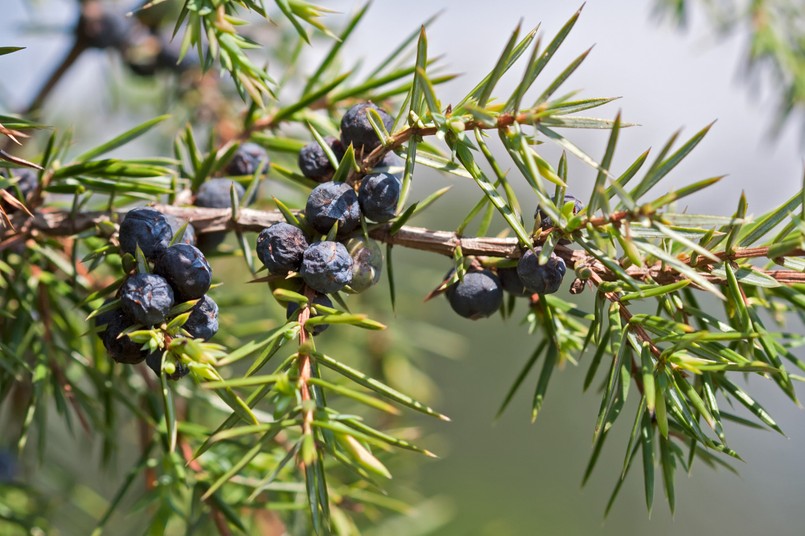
[1,1,805,534]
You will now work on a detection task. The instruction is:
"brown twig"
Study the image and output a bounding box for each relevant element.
[294,285,318,514]
[359,110,544,173]
[297,289,314,443]
[18,206,805,286]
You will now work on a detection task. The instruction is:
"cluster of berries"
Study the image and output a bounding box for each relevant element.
[96,208,218,379]
[256,102,398,333]
[444,194,583,319]
[297,102,401,183]
[77,1,197,77]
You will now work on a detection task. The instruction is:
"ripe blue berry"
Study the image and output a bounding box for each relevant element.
[286,293,333,335]
[345,238,382,293]
[195,178,246,209]
[146,351,190,380]
[154,244,212,302]
[445,269,503,320]
[96,301,147,364]
[298,137,345,181]
[183,295,219,341]
[225,142,270,177]
[145,351,163,376]
[305,182,361,236]
[358,171,401,223]
[94,300,121,334]
[165,215,197,246]
[300,241,353,294]
[119,207,173,259]
[256,222,309,274]
[497,267,532,298]
[516,249,567,295]
[197,232,227,253]
[195,178,247,251]
[340,102,394,152]
[120,273,175,326]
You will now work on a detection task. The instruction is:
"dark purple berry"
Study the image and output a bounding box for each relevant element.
[225,143,269,177]
[146,351,190,380]
[497,267,532,298]
[145,351,162,376]
[197,232,227,253]
[195,178,246,251]
[96,301,147,364]
[256,222,308,274]
[305,182,361,236]
[120,273,175,326]
[358,171,401,223]
[340,102,394,153]
[195,178,246,209]
[165,215,197,246]
[445,269,503,320]
[183,295,219,341]
[94,299,124,333]
[300,241,353,294]
[516,249,566,295]
[298,137,345,181]
[119,208,173,259]
[286,294,333,335]
[154,244,212,302]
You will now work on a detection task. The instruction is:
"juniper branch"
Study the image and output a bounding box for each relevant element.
[15,205,805,288]
[358,109,550,172]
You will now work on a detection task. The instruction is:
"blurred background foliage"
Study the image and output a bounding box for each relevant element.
[1,0,805,535]
[655,0,805,132]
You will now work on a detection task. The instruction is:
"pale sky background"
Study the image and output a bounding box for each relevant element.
[3,1,805,535]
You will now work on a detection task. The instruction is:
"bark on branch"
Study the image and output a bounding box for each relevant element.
[13,205,805,287]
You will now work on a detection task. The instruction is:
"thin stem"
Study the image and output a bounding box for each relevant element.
[359,110,544,172]
[297,290,314,442]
